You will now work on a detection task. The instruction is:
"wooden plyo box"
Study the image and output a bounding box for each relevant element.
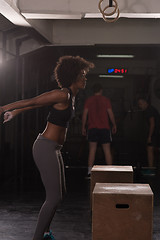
[91,165,133,194]
[92,183,153,240]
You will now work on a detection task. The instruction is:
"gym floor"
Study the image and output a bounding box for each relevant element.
[0,167,160,240]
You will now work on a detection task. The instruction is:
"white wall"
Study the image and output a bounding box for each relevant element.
[52,18,160,45]
[18,0,160,14]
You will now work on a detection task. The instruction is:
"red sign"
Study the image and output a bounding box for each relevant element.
[108,68,128,74]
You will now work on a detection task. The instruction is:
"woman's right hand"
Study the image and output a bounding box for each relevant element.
[3,111,14,123]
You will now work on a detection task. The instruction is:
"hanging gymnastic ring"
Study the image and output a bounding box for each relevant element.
[102,4,117,16]
[98,0,118,16]
[102,7,120,23]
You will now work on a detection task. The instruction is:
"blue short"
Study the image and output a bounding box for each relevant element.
[87,128,112,144]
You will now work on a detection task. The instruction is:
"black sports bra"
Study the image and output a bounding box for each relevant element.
[47,88,75,127]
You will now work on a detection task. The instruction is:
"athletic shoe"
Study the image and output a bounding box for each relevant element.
[43,230,55,240]
[43,234,50,240]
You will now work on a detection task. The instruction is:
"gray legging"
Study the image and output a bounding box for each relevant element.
[32,134,66,240]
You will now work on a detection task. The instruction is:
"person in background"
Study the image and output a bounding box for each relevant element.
[0,55,94,240]
[82,83,117,176]
[138,97,160,169]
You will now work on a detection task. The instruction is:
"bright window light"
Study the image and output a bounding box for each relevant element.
[97,55,134,58]
[0,0,30,27]
[99,75,124,78]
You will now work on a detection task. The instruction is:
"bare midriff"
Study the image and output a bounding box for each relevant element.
[42,122,67,145]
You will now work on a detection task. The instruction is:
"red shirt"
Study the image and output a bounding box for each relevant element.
[84,95,112,129]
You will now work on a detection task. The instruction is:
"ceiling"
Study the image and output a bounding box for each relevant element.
[1,0,160,44]
[15,0,160,20]
[1,0,160,82]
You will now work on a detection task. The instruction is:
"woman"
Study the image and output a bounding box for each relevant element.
[0,55,94,240]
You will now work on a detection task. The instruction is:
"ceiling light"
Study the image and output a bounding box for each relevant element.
[85,13,160,19]
[97,55,134,58]
[99,75,124,78]
[22,13,82,19]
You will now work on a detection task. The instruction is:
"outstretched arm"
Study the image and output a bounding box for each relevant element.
[107,108,117,134]
[3,105,44,123]
[0,89,68,118]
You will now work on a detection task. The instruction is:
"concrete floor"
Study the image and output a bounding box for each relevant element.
[0,192,91,240]
[0,168,160,240]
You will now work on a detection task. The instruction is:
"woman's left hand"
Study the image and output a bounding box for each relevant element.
[3,111,13,123]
